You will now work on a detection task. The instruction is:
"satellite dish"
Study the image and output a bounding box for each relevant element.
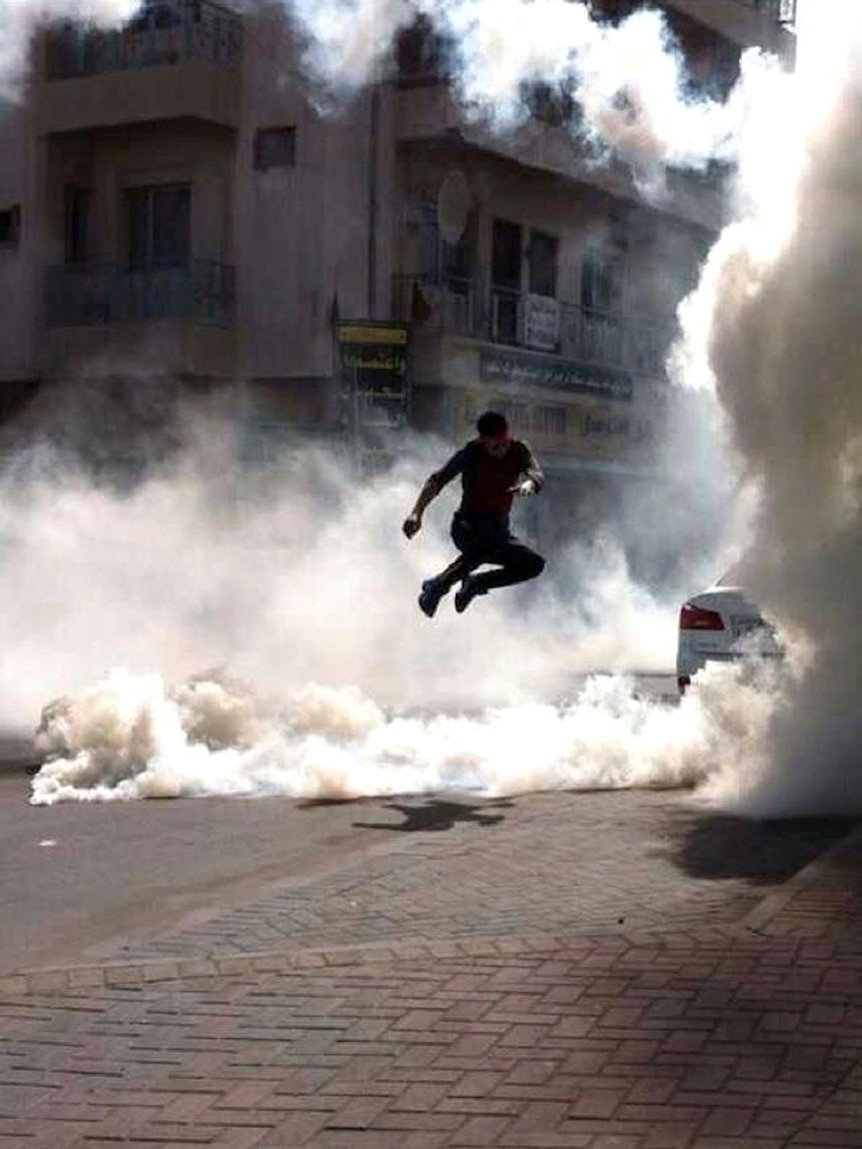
[437,170,472,245]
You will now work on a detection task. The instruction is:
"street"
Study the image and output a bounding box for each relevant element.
[0,755,845,978]
[2,752,861,1149]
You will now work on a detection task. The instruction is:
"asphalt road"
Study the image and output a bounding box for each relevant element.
[0,770,401,975]
[1,759,848,981]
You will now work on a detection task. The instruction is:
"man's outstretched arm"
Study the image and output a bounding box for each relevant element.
[403,448,466,539]
[510,443,545,497]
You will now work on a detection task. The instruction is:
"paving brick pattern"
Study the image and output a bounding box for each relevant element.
[1,913,861,1148]
[2,793,859,1148]
[107,793,834,966]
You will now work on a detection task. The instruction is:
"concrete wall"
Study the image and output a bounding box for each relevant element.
[233,9,398,392]
[0,103,40,384]
[44,121,235,269]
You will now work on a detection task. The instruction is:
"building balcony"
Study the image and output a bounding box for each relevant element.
[47,260,235,327]
[43,260,236,378]
[393,273,675,383]
[38,0,242,132]
[740,0,796,26]
[662,0,795,57]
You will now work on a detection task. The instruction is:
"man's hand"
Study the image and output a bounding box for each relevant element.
[403,513,422,540]
[509,479,538,497]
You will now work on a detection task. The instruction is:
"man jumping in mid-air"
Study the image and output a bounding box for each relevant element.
[403,410,546,617]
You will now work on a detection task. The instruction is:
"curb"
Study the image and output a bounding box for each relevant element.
[0,921,779,1000]
[3,825,858,1001]
[743,823,862,934]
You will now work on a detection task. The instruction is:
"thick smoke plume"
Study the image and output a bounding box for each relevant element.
[0,1,139,99]
[285,0,779,190]
[678,7,862,817]
[3,418,707,807]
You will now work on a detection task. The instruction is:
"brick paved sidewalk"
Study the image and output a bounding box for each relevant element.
[1,827,860,1149]
[70,793,852,970]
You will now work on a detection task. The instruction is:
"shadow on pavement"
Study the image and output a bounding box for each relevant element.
[663,811,855,885]
[0,736,39,776]
[353,798,515,833]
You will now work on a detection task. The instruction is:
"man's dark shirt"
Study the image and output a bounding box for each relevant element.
[432,439,544,518]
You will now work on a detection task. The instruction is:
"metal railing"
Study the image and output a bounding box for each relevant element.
[740,0,796,24]
[46,260,236,327]
[46,0,243,79]
[393,273,676,379]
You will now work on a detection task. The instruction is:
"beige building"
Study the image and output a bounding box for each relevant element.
[0,0,795,495]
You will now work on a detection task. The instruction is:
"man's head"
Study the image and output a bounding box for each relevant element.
[476,410,511,457]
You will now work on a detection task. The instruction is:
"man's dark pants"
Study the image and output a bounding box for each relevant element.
[434,511,545,594]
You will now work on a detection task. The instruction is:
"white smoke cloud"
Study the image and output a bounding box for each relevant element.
[31,660,782,805]
[0,420,679,732]
[0,1,140,99]
[672,4,862,817]
[283,0,781,191]
[0,420,726,807]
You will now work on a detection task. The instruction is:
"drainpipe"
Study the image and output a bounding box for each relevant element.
[367,83,380,319]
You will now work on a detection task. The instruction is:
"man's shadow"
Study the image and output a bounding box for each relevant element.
[353,798,514,833]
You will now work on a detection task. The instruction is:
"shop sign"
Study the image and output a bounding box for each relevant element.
[336,322,409,379]
[336,321,409,393]
[480,346,633,402]
[524,294,560,352]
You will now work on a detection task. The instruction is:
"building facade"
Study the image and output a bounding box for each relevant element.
[0,0,795,500]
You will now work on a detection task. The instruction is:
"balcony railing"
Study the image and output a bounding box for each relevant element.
[46,0,243,80]
[46,260,236,327]
[393,274,675,379]
[742,0,796,25]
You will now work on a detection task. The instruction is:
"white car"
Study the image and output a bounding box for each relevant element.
[676,571,783,693]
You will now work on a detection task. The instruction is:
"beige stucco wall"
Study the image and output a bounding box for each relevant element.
[233,9,397,385]
[44,121,235,268]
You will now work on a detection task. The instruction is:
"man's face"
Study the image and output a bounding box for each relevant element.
[481,432,511,459]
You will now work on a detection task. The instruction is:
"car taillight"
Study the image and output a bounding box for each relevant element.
[680,603,725,631]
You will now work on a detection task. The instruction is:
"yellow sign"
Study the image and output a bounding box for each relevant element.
[336,323,408,346]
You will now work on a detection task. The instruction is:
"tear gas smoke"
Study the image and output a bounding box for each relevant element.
[4,420,706,808]
[0,427,679,739]
[12,3,862,818]
[677,5,862,817]
[284,0,780,192]
[31,662,777,805]
[0,1,139,100]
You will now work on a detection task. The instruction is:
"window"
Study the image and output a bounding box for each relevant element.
[492,219,523,344]
[254,127,296,172]
[64,188,91,266]
[0,205,21,249]
[492,219,522,290]
[528,230,558,298]
[126,184,190,269]
[581,246,625,314]
[493,400,531,434]
[533,405,568,436]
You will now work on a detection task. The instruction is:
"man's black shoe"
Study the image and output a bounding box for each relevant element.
[454,576,484,614]
[418,579,446,618]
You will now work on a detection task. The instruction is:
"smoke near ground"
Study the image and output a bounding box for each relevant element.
[4,419,696,809]
[680,6,862,817]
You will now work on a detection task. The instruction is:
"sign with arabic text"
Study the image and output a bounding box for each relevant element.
[480,345,632,403]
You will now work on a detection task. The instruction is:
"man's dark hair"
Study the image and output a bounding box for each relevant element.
[476,410,509,438]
